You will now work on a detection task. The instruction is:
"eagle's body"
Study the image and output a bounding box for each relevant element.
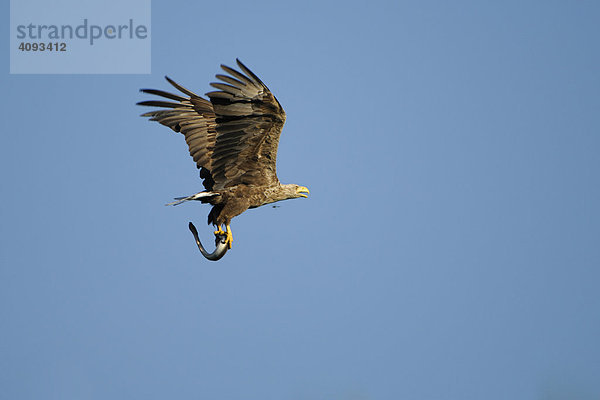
[138,59,308,248]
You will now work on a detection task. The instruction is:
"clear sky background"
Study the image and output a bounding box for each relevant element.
[2,1,599,399]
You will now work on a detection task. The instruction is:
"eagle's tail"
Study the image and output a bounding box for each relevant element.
[166,191,220,206]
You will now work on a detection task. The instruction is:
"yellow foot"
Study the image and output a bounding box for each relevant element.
[214,225,233,249]
[225,224,233,249]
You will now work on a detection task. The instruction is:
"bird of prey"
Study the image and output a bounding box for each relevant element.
[137,59,309,256]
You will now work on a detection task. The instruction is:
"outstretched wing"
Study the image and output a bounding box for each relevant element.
[137,77,217,190]
[206,59,286,190]
[138,59,286,191]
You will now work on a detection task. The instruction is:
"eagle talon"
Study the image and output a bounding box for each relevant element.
[213,225,233,249]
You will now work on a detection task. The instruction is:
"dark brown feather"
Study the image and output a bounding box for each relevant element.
[137,78,218,190]
[206,59,286,190]
[138,59,287,193]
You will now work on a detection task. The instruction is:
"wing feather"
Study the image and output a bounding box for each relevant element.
[137,78,217,190]
[206,59,286,189]
[138,60,287,191]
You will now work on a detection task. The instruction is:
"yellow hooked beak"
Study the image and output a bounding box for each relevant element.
[297,186,310,198]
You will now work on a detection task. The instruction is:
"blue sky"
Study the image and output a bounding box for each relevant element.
[2,1,600,399]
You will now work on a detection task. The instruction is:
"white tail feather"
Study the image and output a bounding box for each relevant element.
[166,191,219,206]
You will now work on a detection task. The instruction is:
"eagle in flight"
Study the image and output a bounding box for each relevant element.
[138,59,309,256]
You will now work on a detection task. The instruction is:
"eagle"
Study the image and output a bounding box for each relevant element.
[137,59,309,257]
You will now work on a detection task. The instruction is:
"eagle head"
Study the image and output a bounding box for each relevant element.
[280,184,310,200]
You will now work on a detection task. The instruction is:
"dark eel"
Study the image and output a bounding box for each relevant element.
[188,222,229,261]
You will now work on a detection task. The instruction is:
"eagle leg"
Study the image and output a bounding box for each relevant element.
[213,223,232,249]
[225,224,233,249]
